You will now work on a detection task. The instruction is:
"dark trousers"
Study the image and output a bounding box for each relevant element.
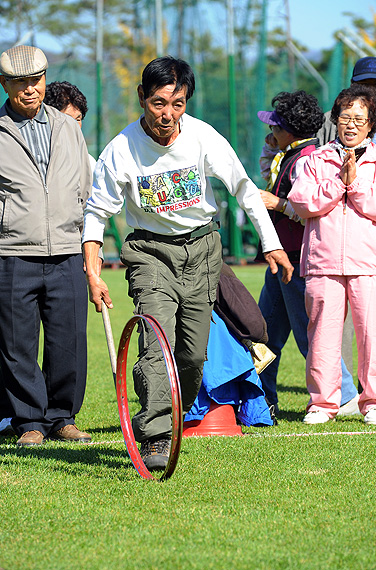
[0,370,12,419]
[0,255,88,436]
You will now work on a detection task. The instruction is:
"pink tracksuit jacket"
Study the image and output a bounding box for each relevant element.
[289,142,376,277]
[288,141,376,417]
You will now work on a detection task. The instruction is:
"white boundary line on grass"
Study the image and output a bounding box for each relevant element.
[86,430,376,445]
[87,440,124,445]
[246,430,376,438]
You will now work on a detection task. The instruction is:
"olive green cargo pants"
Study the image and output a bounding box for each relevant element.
[120,230,222,442]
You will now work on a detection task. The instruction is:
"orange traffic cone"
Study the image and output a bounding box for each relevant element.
[183,400,243,437]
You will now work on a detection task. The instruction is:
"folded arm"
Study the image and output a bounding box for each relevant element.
[288,157,345,219]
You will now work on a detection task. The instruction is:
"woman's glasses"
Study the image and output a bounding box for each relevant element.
[338,116,369,127]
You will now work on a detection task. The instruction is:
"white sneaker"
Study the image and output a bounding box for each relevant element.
[364,407,376,425]
[337,393,360,416]
[0,417,14,435]
[303,411,332,424]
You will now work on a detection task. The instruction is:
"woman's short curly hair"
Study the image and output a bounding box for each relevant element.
[272,90,325,137]
[44,81,88,119]
[330,83,376,138]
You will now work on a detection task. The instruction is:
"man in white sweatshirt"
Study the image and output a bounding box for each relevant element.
[82,56,293,470]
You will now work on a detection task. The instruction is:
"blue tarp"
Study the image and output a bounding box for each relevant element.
[185,310,273,427]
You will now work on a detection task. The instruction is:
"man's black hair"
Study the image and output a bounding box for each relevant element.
[44,81,88,119]
[272,90,325,137]
[141,56,195,101]
[331,83,376,138]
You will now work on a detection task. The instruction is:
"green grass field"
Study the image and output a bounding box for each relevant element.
[1,265,375,570]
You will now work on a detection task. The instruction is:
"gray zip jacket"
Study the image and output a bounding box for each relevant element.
[0,103,92,256]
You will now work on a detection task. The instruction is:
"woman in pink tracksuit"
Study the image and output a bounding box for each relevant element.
[289,84,376,425]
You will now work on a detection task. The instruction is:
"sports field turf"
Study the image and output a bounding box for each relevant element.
[1,265,375,570]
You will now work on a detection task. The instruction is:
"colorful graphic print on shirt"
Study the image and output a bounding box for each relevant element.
[138,165,202,214]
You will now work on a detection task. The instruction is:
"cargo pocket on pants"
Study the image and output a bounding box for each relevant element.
[206,231,222,303]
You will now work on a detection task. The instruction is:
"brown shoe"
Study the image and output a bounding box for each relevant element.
[16,430,44,447]
[51,424,91,443]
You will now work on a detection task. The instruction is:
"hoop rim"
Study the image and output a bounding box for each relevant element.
[116,314,183,481]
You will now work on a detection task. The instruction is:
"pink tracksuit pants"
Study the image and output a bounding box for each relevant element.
[305,274,376,418]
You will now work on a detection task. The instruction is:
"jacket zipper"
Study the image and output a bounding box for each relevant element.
[44,182,51,255]
[342,191,347,274]
[30,121,52,254]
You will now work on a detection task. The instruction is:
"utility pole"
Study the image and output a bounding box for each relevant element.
[227,0,238,152]
[97,0,122,258]
[155,0,163,57]
[226,0,243,261]
[96,0,103,159]
[284,0,296,89]
[252,0,267,185]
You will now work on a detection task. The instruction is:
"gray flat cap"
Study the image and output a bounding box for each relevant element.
[0,45,48,80]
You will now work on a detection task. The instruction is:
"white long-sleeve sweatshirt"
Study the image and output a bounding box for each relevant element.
[82,113,282,253]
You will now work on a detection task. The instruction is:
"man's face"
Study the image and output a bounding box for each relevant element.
[270,124,296,151]
[62,103,83,128]
[138,83,187,146]
[0,73,46,118]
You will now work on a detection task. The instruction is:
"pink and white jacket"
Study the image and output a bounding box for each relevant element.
[288,142,376,277]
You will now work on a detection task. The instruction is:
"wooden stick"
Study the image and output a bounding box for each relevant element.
[101,300,117,385]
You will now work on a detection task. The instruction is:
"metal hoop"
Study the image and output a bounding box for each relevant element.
[116,314,183,481]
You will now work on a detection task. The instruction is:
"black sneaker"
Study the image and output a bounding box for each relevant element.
[140,437,171,471]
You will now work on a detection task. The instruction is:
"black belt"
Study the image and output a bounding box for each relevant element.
[133,220,220,244]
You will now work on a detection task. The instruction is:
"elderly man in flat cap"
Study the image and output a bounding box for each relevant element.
[0,45,94,446]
